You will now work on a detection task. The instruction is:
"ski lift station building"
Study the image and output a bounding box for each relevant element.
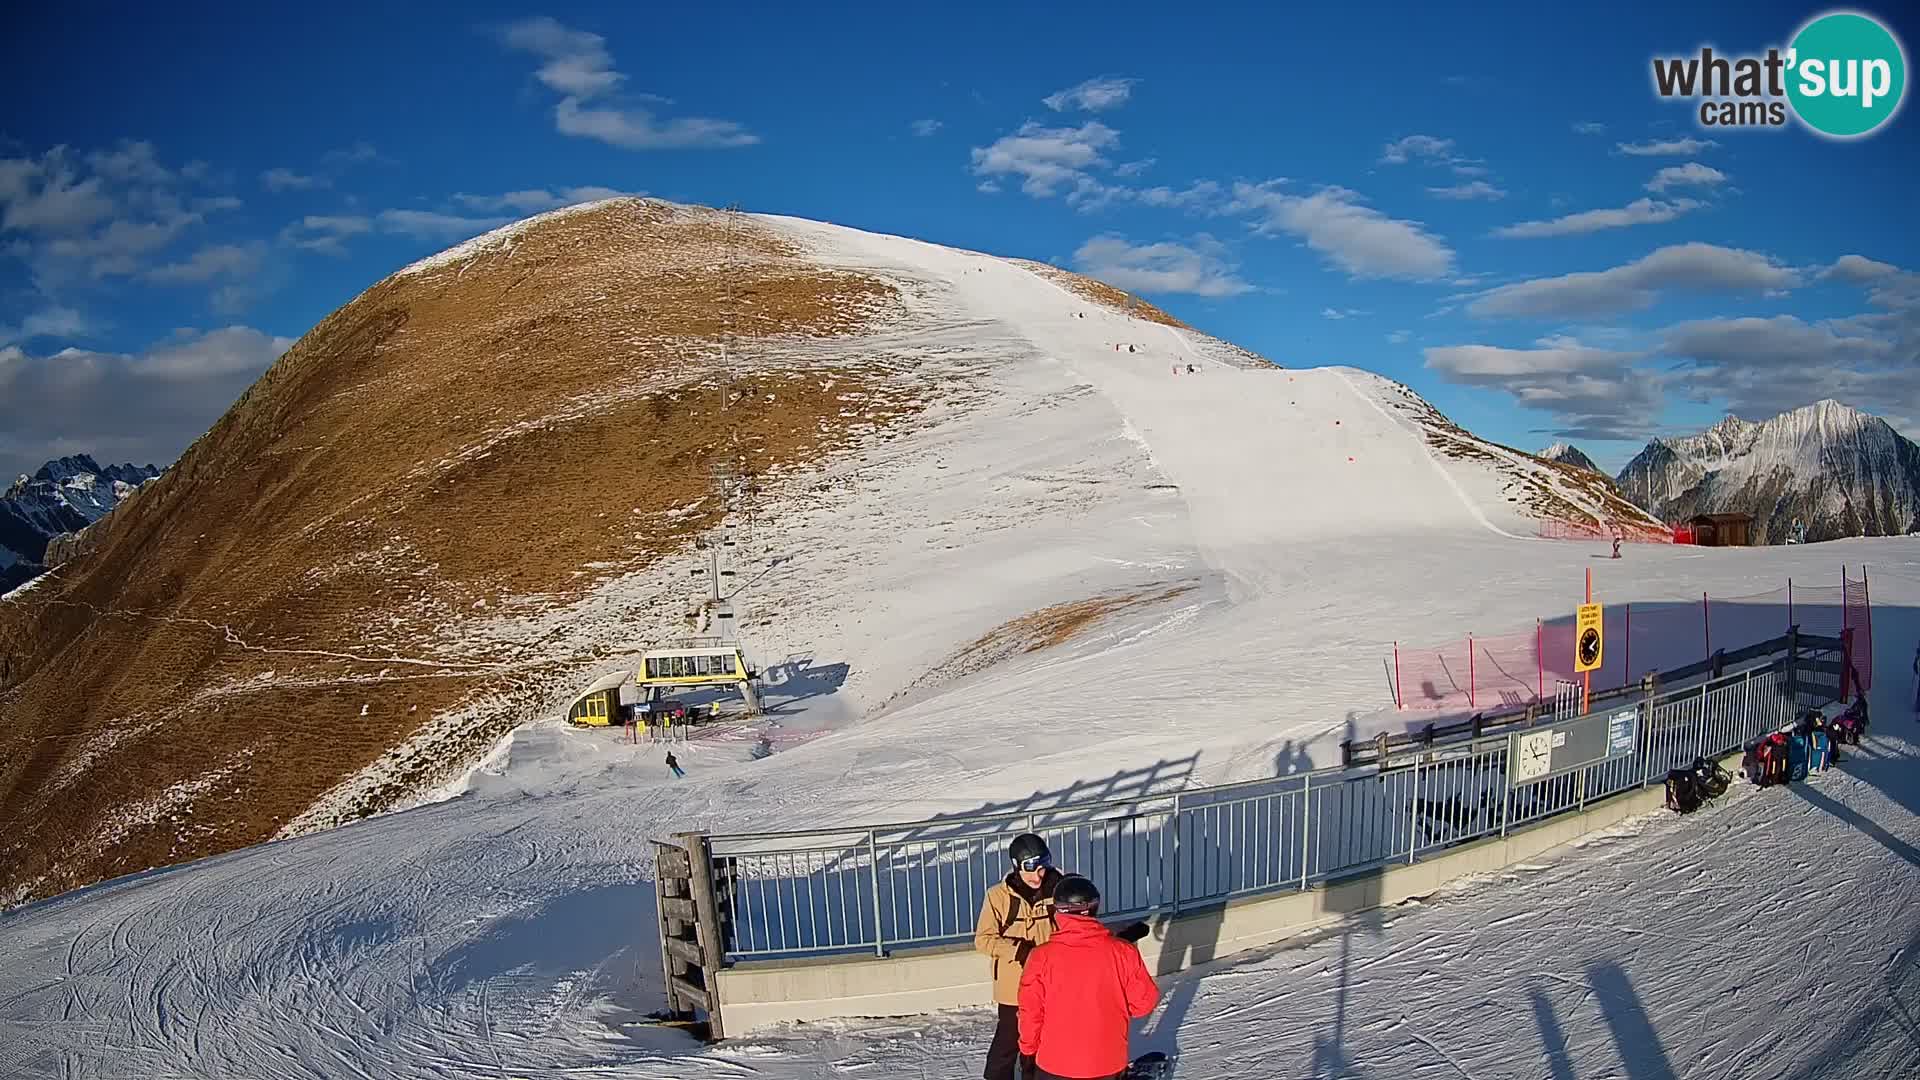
[566,642,762,726]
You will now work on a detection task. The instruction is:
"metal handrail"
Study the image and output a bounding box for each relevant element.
[707,633,1814,849]
[677,633,1833,971]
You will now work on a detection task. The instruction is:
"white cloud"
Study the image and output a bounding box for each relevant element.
[1427,180,1506,201]
[0,327,292,478]
[86,141,174,185]
[0,153,116,235]
[0,306,89,346]
[1572,121,1607,135]
[303,215,373,233]
[1492,197,1700,238]
[1387,329,1412,344]
[278,214,373,256]
[1114,158,1155,178]
[1826,254,1900,283]
[1645,162,1728,193]
[1615,137,1718,156]
[971,120,1120,197]
[496,17,758,150]
[1069,178,1222,214]
[451,187,641,213]
[261,168,327,192]
[43,217,196,278]
[1662,314,1912,423]
[1424,340,1664,440]
[1043,76,1138,112]
[376,209,513,239]
[1469,242,1800,318]
[553,98,758,149]
[1073,233,1253,297]
[1450,163,1492,178]
[1380,135,1455,165]
[977,180,1001,194]
[194,195,244,213]
[1228,181,1455,281]
[497,15,623,97]
[322,141,384,167]
[142,244,265,284]
[1321,307,1366,320]
[910,119,943,137]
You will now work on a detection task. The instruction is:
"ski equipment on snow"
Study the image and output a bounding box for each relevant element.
[1127,1051,1175,1079]
[1742,733,1790,787]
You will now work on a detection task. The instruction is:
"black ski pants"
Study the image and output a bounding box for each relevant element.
[985,1004,1022,1080]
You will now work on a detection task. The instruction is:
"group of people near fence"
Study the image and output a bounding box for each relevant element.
[974,833,1163,1080]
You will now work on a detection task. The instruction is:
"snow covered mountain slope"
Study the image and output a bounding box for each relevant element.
[1538,441,1601,473]
[1,197,1916,1078]
[0,455,160,590]
[1618,400,1920,542]
[0,551,1912,1079]
[0,199,1676,904]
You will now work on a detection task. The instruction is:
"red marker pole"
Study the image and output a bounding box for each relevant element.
[1394,641,1403,709]
[1468,635,1477,709]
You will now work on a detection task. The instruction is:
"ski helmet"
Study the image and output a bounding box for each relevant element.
[1008,833,1050,870]
[1053,875,1100,915]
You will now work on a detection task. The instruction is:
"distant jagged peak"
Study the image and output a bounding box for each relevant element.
[33,453,105,484]
[1775,398,1874,435]
[1536,441,1602,472]
[1703,414,1757,439]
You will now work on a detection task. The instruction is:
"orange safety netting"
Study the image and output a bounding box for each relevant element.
[1390,576,1864,712]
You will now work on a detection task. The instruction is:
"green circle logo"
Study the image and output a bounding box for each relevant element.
[1787,11,1907,138]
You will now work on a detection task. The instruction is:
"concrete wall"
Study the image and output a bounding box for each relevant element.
[713,764,1698,1036]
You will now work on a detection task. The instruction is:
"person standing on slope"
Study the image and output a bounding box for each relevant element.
[1912,640,1919,713]
[976,834,1062,1080]
[1018,875,1160,1080]
[665,751,684,778]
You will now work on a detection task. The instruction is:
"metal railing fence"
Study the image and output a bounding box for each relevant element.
[689,632,1840,964]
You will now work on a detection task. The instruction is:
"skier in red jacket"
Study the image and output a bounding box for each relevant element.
[1017,876,1160,1080]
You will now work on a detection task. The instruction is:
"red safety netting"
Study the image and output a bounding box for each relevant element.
[1388,573,1870,712]
[1537,518,1674,543]
[1844,567,1873,692]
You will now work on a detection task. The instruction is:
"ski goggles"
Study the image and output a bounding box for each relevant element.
[1014,854,1051,872]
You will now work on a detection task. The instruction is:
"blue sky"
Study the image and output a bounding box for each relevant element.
[2,1,1916,479]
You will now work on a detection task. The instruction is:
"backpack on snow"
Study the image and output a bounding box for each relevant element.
[1743,733,1790,787]
[1665,768,1704,813]
[1666,756,1730,813]
[1691,756,1731,799]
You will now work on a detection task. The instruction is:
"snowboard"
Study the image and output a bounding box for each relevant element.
[1127,1051,1174,1079]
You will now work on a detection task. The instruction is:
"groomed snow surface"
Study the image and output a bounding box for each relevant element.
[3,215,1919,1078]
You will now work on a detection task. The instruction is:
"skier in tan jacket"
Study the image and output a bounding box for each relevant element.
[975,833,1061,1080]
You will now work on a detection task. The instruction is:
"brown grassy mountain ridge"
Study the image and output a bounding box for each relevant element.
[0,198,1034,904]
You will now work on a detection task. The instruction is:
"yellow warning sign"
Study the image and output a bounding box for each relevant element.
[1575,602,1604,673]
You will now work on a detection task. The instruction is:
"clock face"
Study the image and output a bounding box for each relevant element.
[1516,731,1554,780]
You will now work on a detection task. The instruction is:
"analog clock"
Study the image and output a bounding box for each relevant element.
[1516,731,1554,781]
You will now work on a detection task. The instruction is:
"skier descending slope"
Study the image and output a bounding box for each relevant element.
[1018,876,1161,1080]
